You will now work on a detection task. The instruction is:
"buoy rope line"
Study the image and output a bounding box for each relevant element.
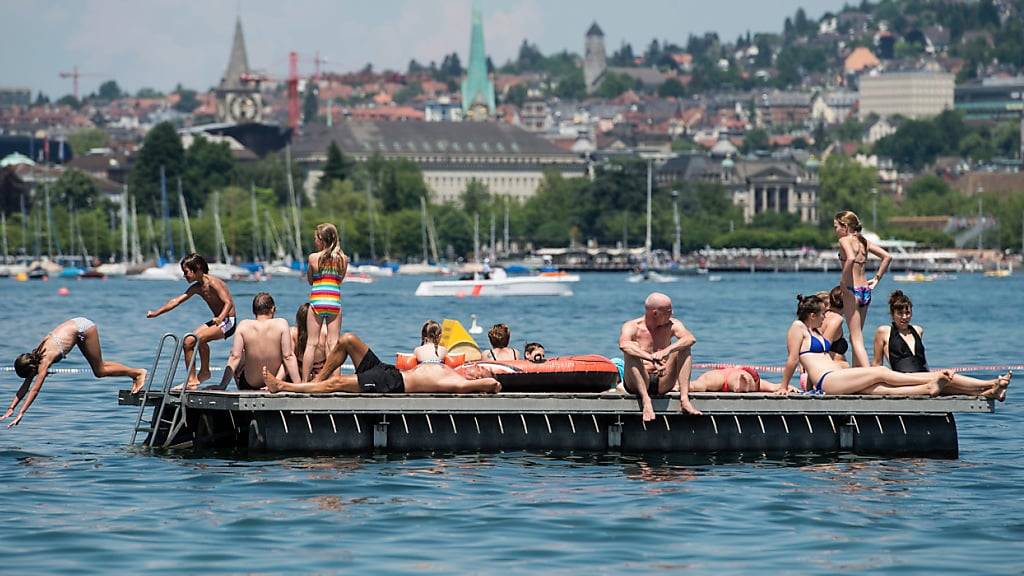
[3,363,1020,376]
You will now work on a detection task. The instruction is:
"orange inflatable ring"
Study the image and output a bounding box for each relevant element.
[395,352,466,370]
[457,355,619,392]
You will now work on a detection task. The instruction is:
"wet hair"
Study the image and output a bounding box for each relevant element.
[252,292,275,315]
[421,320,442,345]
[796,293,824,321]
[14,341,45,379]
[180,253,209,275]
[524,342,545,356]
[889,290,913,315]
[828,285,844,310]
[834,210,868,251]
[315,223,345,267]
[487,324,510,348]
[295,303,310,359]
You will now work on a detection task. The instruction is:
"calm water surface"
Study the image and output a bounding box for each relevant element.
[0,273,1021,573]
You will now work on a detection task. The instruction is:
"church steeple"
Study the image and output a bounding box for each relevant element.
[461,4,495,120]
[220,16,251,90]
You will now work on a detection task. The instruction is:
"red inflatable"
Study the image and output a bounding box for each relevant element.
[458,354,619,393]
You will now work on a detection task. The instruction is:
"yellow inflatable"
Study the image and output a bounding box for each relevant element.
[440,319,482,361]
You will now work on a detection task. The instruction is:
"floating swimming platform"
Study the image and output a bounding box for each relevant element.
[121,334,996,457]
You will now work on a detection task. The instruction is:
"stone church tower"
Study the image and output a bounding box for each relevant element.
[583,22,607,95]
[216,17,263,124]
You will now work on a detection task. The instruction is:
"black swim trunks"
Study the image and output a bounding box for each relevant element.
[355,348,405,393]
[647,372,661,395]
[235,368,262,391]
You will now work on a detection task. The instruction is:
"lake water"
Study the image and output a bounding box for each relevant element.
[0,272,1021,573]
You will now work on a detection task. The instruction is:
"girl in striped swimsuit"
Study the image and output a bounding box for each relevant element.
[304,223,348,381]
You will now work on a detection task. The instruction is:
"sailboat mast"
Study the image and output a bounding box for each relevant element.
[20,193,27,256]
[645,158,652,266]
[213,191,229,264]
[130,195,141,264]
[503,201,509,257]
[489,211,496,261]
[1,212,8,262]
[177,178,197,254]
[367,178,377,262]
[160,165,173,261]
[473,212,480,263]
[44,184,53,258]
[250,183,259,262]
[120,185,129,263]
[284,145,303,262]
[420,196,429,264]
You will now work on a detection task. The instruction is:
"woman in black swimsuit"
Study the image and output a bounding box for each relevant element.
[872,290,1010,400]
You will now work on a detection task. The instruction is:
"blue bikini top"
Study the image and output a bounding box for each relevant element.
[800,329,831,355]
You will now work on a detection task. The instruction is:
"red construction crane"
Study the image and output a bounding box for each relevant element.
[57,66,104,100]
[241,51,324,130]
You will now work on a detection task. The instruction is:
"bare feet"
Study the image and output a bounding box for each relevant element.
[170,382,199,393]
[641,399,655,422]
[262,366,284,393]
[197,368,212,383]
[130,369,148,394]
[929,370,954,396]
[680,397,703,416]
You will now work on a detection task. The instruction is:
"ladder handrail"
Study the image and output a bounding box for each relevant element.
[130,333,178,445]
[149,332,199,449]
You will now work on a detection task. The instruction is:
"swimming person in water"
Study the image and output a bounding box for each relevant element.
[262,332,501,395]
[872,290,1010,400]
[777,294,950,396]
[834,210,891,367]
[303,223,348,382]
[4,318,147,427]
[146,253,236,388]
[413,320,447,364]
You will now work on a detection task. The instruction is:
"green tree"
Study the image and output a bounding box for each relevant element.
[53,169,101,210]
[136,87,164,98]
[874,119,944,170]
[97,80,122,100]
[173,85,200,113]
[128,121,185,214]
[503,83,528,107]
[460,179,491,214]
[67,128,109,156]
[657,78,686,98]
[959,131,996,162]
[57,95,81,109]
[0,167,31,216]
[551,69,585,100]
[742,128,769,153]
[596,71,637,99]
[817,155,877,225]
[318,141,354,191]
[183,135,235,210]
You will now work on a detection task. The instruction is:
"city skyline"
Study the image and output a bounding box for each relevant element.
[3,0,849,99]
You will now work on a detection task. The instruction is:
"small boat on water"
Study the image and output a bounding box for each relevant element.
[344,272,374,284]
[416,268,573,297]
[627,270,677,283]
[133,263,184,281]
[893,272,937,283]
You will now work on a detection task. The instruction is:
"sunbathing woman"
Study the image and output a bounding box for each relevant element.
[834,210,891,367]
[872,290,1010,400]
[691,366,780,393]
[4,318,146,427]
[777,294,950,396]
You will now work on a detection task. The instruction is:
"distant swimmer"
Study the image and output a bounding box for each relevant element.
[618,292,700,421]
[485,323,519,361]
[524,342,545,363]
[414,320,448,364]
[4,318,146,427]
[834,210,891,367]
[872,290,1010,400]
[777,294,950,396]
[691,366,780,393]
[262,332,500,395]
[146,253,236,388]
[212,293,300,391]
[303,223,348,382]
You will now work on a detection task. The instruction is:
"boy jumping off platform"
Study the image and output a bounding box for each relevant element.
[146,253,236,389]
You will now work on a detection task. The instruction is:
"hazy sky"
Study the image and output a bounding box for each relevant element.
[2,0,850,98]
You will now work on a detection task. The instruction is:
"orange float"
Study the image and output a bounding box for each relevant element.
[458,355,619,393]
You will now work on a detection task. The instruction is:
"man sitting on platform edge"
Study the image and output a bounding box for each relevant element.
[212,293,300,390]
[619,292,701,421]
[262,332,501,395]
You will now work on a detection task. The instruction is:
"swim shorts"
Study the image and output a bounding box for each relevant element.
[206,316,237,338]
[355,349,405,393]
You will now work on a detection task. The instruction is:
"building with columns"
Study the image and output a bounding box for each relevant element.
[720,158,820,223]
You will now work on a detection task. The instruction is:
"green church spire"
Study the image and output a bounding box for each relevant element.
[461,4,495,119]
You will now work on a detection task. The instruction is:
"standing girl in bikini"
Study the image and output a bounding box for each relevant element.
[303,223,348,382]
[777,294,949,396]
[4,318,146,427]
[834,210,891,367]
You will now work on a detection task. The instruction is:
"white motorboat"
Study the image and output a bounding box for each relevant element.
[208,263,255,281]
[415,270,573,297]
[626,270,677,283]
[264,262,303,277]
[133,263,183,281]
[397,262,446,275]
[344,272,375,284]
[355,264,394,277]
[95,262,128,276]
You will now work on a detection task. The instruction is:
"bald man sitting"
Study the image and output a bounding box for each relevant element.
[618,292,701,421]
[262,332,501,395]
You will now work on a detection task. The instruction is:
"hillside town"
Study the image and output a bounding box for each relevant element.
[1,0,1022,273]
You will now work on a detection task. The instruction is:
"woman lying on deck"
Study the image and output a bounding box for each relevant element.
[776,294,952,396]
[4,318,147,427]
[872,290,1010,401]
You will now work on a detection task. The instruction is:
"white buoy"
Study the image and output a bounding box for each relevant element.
[468,314,483,334]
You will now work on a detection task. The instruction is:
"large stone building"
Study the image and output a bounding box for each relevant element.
[858,71,954,120]
[955,77,1024,122]
[293,121,585,203]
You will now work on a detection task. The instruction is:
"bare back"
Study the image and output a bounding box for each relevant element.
[236,318,291,386]
[191,276,236,318]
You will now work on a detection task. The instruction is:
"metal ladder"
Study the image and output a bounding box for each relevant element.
[130,332,198,449]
